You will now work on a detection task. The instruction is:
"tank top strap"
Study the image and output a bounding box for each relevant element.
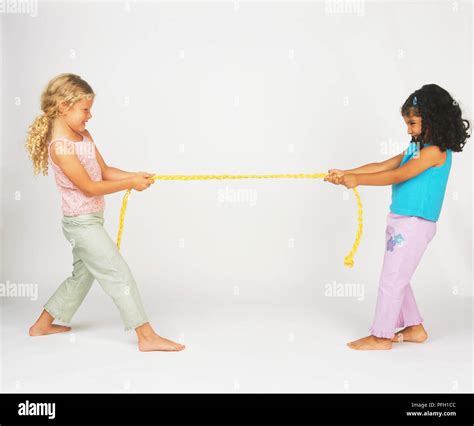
[49,133,86,146]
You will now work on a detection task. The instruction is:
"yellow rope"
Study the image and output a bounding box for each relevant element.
[116,173,363,268]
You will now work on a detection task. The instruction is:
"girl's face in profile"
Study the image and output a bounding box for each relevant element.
[403,113,423,141]
[60,96,94,134]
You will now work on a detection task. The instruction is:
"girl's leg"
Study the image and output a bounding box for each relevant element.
[30,250,95,336]
[369,215,435,337]
[68,212,184,351]
[392,284,428,343]
[395,284,423,329]
[348,213,436,350]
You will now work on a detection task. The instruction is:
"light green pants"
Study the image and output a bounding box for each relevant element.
[43,211,149,331]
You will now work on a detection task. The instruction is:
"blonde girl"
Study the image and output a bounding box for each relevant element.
[26,73,185,352]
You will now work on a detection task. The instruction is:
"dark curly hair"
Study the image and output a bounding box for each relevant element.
[401,84,470,152]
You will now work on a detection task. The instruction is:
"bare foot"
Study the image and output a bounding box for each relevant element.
[391,324,428,343]
[29,324,72,336]
[347,335,392,350]
[138,334,186,352]
[135,322,185,352]
[29,309,71,336]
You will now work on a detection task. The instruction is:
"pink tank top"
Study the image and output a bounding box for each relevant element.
[48,133,105,216]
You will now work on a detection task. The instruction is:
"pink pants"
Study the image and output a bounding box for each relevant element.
[369,212,437,339]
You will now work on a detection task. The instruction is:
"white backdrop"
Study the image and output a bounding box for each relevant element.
[1,0,472,393]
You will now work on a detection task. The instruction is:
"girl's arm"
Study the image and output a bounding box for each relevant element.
[345,146,446,188]
[335,152,405,175]
[103,166,136,180]
[349,153,405,174]
[50,141,154,196]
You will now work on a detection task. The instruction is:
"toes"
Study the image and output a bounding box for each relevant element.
[54,325,71,333]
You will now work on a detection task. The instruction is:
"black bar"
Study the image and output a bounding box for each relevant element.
[1,393,473,425]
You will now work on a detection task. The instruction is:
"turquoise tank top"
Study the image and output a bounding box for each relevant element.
[390,142,452,222]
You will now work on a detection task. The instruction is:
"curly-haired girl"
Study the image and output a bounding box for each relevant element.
[325,83,470,350]
[26,73,185,352]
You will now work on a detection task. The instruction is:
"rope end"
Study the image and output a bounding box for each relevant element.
[344,256,354,268]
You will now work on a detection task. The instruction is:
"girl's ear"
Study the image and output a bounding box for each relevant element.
[58,100,71,115]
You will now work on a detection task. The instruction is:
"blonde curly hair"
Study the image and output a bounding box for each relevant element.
[25,73,95,175]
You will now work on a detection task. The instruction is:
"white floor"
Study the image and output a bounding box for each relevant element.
[2,290,472,393]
